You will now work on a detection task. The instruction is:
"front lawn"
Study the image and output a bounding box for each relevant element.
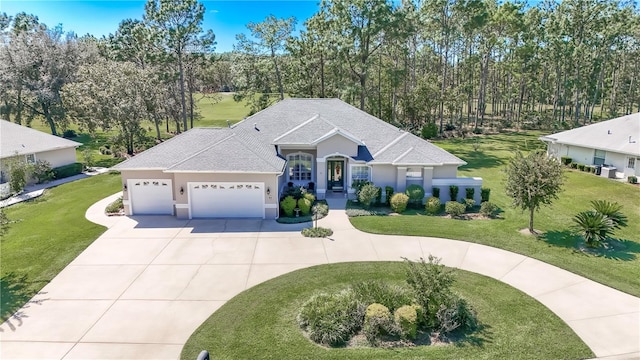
[351,132,640,297]
[0,173,121,321]
[181,262,592,360]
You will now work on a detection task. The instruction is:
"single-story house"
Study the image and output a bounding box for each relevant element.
[112,98,482,219]
[0,119,82,195]
[540,113,640,179]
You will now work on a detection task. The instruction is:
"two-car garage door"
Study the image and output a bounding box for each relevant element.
[189,182,264,218]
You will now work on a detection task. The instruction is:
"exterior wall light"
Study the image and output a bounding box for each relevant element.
[123,184,127,191]
[180,186,184,195]
[266,187,271,196]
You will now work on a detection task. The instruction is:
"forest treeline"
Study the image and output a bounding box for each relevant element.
[1,0,639,154]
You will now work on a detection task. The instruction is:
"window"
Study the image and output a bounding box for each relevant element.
[406,168,422,179]
[628,157,636,169]
[593,150,606,166]
[25,154,36,164]
[351,165,370,182]
[288,153,312,181]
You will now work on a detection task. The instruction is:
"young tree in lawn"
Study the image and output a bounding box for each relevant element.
[504,150,564,234]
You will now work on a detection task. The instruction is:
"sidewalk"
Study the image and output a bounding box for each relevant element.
[0,167,109,208]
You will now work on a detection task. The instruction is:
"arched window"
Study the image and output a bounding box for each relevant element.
[288,153,313,181]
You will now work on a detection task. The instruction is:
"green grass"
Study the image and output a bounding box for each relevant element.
[182,262,592,360]
[351,132,640,297]
[0,173,121,321]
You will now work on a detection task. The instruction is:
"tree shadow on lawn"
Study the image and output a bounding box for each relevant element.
[0,272,49,325]
[541,231,639,261]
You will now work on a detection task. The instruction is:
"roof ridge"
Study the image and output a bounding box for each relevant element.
[373,131,409,158]
[392,146,414,164]
[166,132,236,169]
[235,131,284,170]
[233,98,290,129]
[272,114,320,143]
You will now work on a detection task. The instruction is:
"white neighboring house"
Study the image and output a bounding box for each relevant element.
[540,113,640,179]
[0,119,82,196]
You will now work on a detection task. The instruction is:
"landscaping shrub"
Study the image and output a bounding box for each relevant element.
[445,123,456,131]
[449,185,459,202]
[405,184,425,205]
[303,193,315,202]
[394,305,418,339]
[421,122,438,139]
[573,210,614,247]
[628,176,638,184]
[577,164,585,171]
[30,160,54,184]
[358,184,379,208]
[560,156,572,166]
[480,201,498,217]
[404,256,455,327]
[390,193,409,213]
[480,187,490,202]
[346,208,377,217]
[352,179,371,197]
[8,159,27,193]
[99,146,112,155]
[280,195,297,217]
[302,227,333,238]
[351,281,412,312]
[445,201,466,217]
[363,303,396,343]
[312,203,329,218]
[435,297,478,338]
[105,196,123,214]
[82,148,95,169]
[52,162,83,179]
[465,187,474,200]
[384,186,394,205]
[375,186,382,205]
[570,162,578,169]
[463,198,475,209]
[298,197,312,216]
[432,187,440,199]
[297,290,364,346]
[62,129,77,138]
[425,196,441,215]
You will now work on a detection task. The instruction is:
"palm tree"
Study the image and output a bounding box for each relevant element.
[573,211,614,247]
[590,200,628,229]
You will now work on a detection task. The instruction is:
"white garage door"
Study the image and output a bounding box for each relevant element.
[128,179,174,215]
[190,182,264,218]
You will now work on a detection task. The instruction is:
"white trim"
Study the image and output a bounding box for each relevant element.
[392,147,414,164]
[317,189,326,194]
[175,204,189,209]
[312,128,364,146]
[432,177,483,186]
[166,170,282,174]
[316,157,326,163]
[264,203,278,209]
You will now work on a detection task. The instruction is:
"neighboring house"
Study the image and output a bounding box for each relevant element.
[540,113,640,179]
[112,98,482,219]
[0,119,82,195]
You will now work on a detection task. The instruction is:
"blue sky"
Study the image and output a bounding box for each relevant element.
[0,0,321,52]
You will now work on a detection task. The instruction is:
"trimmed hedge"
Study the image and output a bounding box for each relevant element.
[560,156,572,166]
[629,176,638,184]
[52,162,83,179]
[390,193,409,213]
[384,186,394,205]
[480,187,490,202]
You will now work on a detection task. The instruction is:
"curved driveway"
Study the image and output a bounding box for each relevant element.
[1,194,639,360]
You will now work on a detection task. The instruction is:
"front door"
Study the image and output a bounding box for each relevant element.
[327,160,344,191]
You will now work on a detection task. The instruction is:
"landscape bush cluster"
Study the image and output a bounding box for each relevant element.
[573,200,628,247]
[280,187,317,218]
[297,257,478,347]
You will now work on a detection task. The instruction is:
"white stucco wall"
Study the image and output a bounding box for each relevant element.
[316,134,358,158]
[36,147,78,168]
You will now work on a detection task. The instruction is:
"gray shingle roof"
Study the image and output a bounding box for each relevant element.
[540,113,640,156]
[0,119,81,159]
[113,98,464,172]
[236,98,465,166]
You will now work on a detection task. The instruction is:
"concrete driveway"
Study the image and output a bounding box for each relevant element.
[1,194,639,360]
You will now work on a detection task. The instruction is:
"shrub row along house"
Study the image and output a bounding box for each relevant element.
[0,119,82,197]
[541,113,640,180]
[112,99,482,219]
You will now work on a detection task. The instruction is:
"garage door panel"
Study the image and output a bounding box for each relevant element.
[190,182,264,218]
[129,179,173,215]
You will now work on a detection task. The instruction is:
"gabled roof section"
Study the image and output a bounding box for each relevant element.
[0,119,81,159]
[369,132,466,166]
[540,113,640,156]
[167,130,285,173]
[272,114,363,146]
[234,98,465,166]
[112,128,234,170]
